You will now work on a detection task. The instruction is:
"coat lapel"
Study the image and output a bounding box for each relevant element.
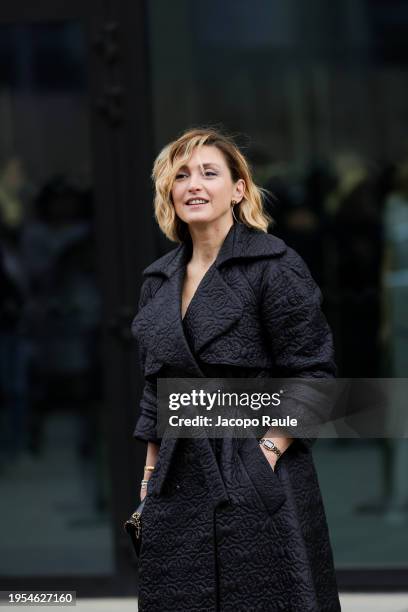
[136,247,204,378]
[152,264,205,377]
[180,222,285,354]
[183,265,244,354]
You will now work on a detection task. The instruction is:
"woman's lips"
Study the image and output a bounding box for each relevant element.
[185,199,209,206]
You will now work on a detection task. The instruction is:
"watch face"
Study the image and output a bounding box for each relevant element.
[264,440,274,449]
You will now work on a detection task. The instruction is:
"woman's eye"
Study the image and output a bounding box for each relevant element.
[175,170,216,179]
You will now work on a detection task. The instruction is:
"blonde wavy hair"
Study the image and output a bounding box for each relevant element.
[152,127,272,242]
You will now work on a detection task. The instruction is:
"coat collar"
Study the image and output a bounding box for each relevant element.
[142,222,286,279]
[135,222,287,377]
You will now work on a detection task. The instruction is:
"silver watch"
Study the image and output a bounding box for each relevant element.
[259,438,282,458]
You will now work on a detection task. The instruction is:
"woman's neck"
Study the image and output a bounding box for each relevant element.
[188,219,233,268]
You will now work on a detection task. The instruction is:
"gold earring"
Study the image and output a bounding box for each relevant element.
[231,200,238,223]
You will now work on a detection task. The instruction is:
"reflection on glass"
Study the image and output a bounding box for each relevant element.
[0,22,113,576]
[147,1,408,569]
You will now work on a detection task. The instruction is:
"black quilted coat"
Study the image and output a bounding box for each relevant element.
[131,222,341,612]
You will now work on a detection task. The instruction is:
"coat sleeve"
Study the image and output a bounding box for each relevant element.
[131,276,161,445]
[260,247,337,452]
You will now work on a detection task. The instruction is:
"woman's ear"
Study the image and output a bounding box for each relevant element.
[233,178,246,203]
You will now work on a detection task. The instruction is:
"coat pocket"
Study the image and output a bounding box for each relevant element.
[238,437,287,515]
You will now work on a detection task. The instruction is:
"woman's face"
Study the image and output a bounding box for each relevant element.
[171,145,245,228]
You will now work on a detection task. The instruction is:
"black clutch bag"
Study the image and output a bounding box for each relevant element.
[124,497,146,559]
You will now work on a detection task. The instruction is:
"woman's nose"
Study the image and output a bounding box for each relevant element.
[187,173,203,191]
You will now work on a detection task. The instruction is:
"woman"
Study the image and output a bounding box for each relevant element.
[131,128,341,611]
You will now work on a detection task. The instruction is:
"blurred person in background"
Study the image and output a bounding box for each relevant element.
[380,160,408,519]
[327,158,383,378]
[20,177,97,459]
[0,156,27,236]
[0,155,31,472]
[0,238,29,471]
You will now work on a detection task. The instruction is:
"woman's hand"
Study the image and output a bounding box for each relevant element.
[140,473,152,501]
[259,432,294,471]
[140,441,159,500]
[259,444,278,471]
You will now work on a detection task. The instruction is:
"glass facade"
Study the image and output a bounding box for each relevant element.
[0,0,407,592]
[147,0,408,569]
[0,22,114,576]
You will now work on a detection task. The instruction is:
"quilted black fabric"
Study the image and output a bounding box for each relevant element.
[131,222,341,611]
